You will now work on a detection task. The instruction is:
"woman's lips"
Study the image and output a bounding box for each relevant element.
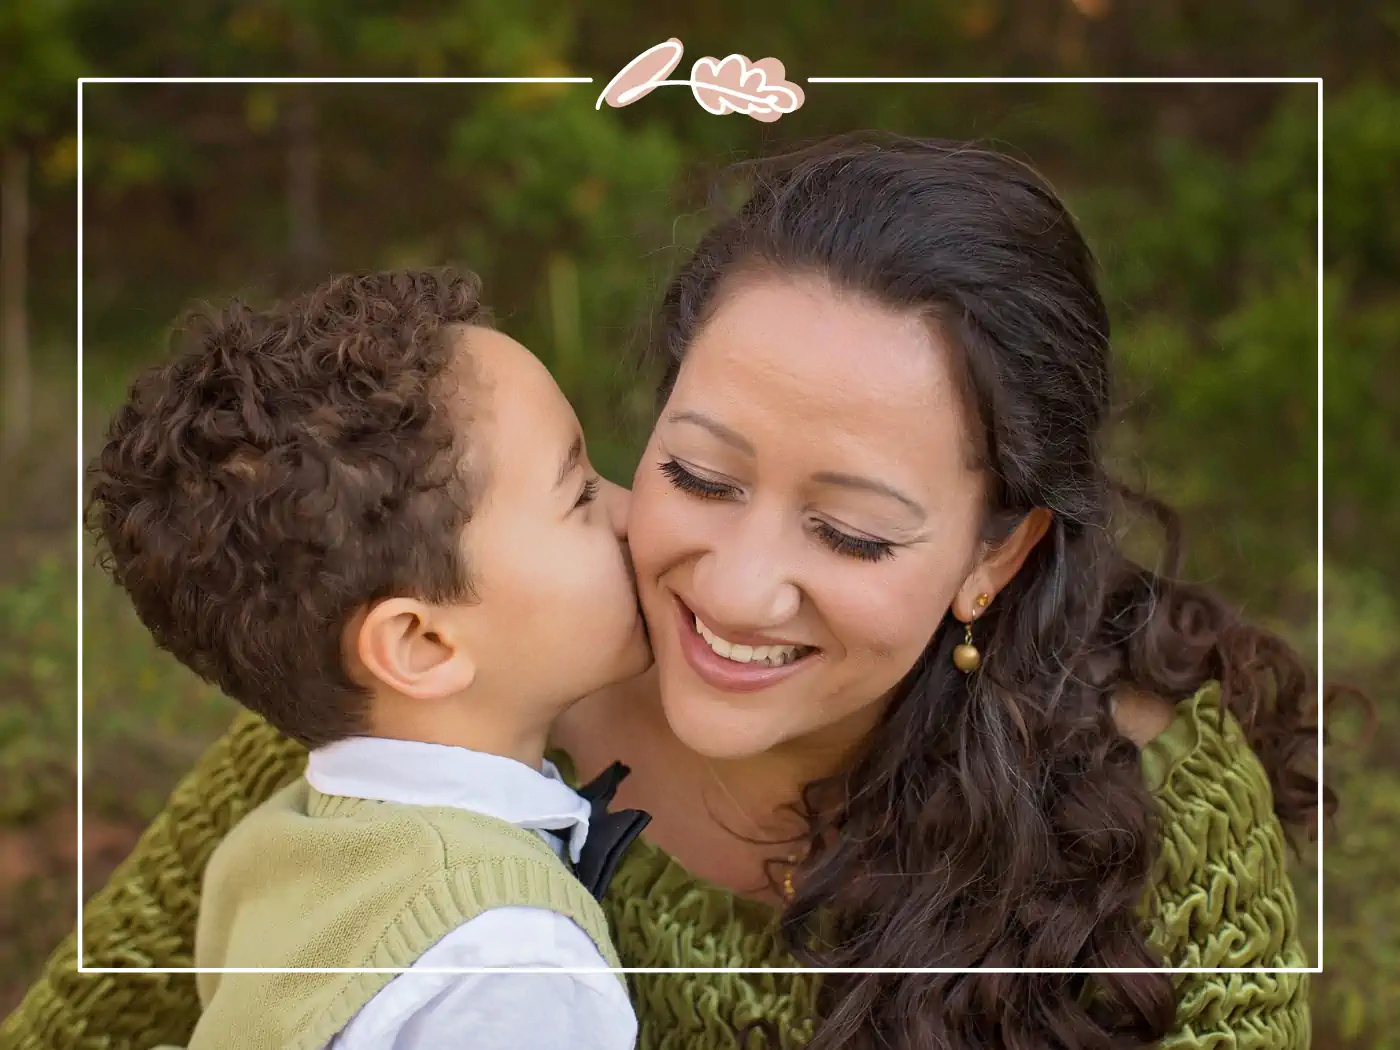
[671,595,818,694]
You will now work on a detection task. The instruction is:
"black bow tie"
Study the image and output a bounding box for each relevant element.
[572,761,651,901]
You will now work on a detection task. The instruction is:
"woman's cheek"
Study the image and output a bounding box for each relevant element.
[825,566,949,663]
[625,474,684,581]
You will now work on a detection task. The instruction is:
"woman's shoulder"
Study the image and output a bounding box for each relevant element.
[1134,680,1276,807]
[1135,681,1311,1046]
[1116,679,1281,818]
[1136,681,1306,958]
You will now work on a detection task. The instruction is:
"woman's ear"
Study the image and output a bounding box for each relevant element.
[353,598,476,700]
[952,508,1052,621]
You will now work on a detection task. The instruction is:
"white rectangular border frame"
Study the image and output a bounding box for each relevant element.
[75,75,1325,976]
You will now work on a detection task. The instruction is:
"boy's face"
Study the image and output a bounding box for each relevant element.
[451,327,652,715]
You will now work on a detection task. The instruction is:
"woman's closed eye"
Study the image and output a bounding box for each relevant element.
[811,520,895,562]
[660,457,897,562]
[659,458,737,500]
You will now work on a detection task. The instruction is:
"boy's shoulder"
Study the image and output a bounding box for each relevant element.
[209,777,561,883]
[198,780,619,970]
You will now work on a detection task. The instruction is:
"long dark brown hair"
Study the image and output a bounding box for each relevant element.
[650,135,1331,1050]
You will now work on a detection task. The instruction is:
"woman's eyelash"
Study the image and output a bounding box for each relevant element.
[812,520,896,562]
[659,459,736,500]
[660,457,896,562]
[576,477,600,509]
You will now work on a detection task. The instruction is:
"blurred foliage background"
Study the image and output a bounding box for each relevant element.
[0,0,1396,1044]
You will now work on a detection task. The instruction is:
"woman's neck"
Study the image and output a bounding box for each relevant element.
[683,698,886,839]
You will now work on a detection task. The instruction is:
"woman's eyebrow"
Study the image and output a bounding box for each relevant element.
[811,471,926,519]
[667,410,755,456]
[668,409,925,520]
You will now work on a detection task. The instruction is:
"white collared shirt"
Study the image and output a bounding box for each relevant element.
[304,737,637,1050]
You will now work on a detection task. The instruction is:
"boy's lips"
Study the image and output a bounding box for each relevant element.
[670,595,818,694]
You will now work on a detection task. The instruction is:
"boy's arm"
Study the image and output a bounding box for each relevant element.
[332,907,635,1050]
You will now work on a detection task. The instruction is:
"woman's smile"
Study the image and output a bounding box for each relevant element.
[671,593,820,693]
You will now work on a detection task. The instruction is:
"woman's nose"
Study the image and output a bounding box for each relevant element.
[691,513,801,629]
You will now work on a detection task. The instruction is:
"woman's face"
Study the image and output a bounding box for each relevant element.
[628,273,996,762]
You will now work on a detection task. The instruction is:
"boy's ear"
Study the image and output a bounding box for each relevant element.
[354,598,476,701]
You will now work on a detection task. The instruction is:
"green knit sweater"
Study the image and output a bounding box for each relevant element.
[183,780,619,1050]
[1,682,1308,1050]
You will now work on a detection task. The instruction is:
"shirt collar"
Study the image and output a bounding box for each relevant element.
[304,737,592,864]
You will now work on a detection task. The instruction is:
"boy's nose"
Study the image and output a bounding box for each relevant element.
[601,479,631,539]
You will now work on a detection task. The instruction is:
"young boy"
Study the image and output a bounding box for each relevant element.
[87,268,652,1050]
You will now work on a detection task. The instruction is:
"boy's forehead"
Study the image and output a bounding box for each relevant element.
[458,327,563,422]
[454,325,544,387]
[453,326,575,470]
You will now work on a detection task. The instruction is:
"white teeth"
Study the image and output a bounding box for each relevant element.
[694,615,804,666]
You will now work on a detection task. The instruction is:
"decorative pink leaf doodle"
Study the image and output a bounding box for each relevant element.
[596,40,804,123]
[690,54,804,121]
[596,38,685,110]
[749,58,804,122]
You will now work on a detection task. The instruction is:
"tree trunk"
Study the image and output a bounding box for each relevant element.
[285,88,324,284]
[1,145,30,464]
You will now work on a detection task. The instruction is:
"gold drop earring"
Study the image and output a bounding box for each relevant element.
[952,592,990,673]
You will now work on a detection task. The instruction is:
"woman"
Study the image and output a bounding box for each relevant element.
[5,136,1322,1050]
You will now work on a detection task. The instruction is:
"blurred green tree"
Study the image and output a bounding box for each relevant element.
[0,0,80,461]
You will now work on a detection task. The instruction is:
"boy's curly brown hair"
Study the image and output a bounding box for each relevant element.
[87,268,491,749]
